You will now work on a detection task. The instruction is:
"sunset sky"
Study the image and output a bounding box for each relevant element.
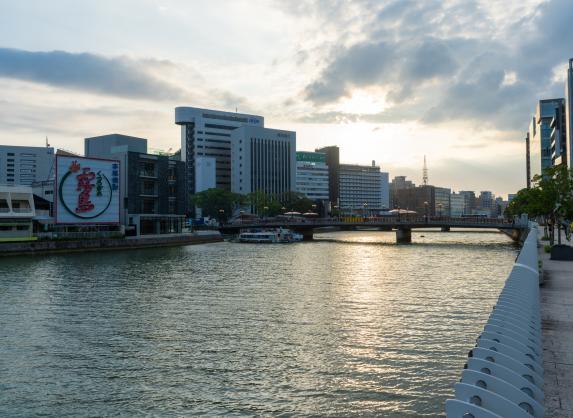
[1,0,572,197]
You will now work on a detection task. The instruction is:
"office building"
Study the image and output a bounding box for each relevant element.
[85,135,186,235]
[380,172,390,209]
[393,185,435,215]
[338,161,383,213]
[478,191,496,217]
[435,187,451,216]
[230,126,296,198]
[295,151,329,201]
[175,106,264,198]
[529,99,565,178]
[550,100,567,166]
[450,193,465,217]
[459,191,476,215]
[566,58,573,168]
[0,145,54,186]
[315,145,340,207]
[390,175,415,208]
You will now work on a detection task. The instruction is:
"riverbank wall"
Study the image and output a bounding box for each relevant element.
[0,232,223,257]
[445,226,545,417]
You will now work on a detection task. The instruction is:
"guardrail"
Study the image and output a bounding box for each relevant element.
[445,226,543,417]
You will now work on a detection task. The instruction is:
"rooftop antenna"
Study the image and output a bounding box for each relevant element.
[423,155,428,186]
[46,136,50,147]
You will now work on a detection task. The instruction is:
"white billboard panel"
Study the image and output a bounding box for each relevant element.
[55,155,120,224]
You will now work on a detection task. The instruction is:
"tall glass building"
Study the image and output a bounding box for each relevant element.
[529,98,565,179]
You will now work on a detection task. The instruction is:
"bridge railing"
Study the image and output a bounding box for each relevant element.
[445,226,544,417]
[222,216,522,228]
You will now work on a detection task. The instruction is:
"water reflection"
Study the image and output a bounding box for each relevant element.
[0,230,516,416]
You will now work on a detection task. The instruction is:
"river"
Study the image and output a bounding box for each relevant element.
[0,230,518,417]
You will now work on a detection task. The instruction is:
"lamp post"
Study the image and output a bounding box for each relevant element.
[424,201,429,224]
[438,203,443,217]
[218,208,225,224]
[263,206,269,219]
[363,202,368,219]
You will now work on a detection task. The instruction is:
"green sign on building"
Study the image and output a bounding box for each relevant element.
[296,151,326,163]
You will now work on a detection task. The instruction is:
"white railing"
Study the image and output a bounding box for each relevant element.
[445,226,543,417]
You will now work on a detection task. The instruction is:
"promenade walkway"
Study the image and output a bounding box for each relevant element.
[540,232,573,417]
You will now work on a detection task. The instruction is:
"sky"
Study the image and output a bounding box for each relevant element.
[1,0,572,197]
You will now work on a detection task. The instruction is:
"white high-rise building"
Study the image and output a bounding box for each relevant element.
[339,161,383,212]
[175,107,264,198]
[230,126,296,197]
[296,151,329,201]
[0,145,55,186]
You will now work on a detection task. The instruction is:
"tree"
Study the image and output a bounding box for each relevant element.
[507,165,573,244]
[190,188,243,220]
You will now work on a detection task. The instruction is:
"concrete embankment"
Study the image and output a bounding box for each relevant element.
[539,230,573,417]
[0,233,223,257]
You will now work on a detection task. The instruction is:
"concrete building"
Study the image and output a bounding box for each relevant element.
[85,135,186,235]
[566,58,573,168]
[295,151,329,201]
[0,185,36,241]
[175,106,264,198]
[550,100,567,166]
[450,192,465,217]
[338,161,383,213]
[389,175,415,208]
[230,126,296,198]
[380,172,390,209]
[85,134,147,157]
[525,131,531,188]
[478,191,496,217]
[315,145,340,207]
[0,145,54,186]
[392,185,434,216]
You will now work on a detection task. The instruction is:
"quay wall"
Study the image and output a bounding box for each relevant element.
[0,233,223,257]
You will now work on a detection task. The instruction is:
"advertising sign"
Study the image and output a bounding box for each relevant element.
[55,155,120,224]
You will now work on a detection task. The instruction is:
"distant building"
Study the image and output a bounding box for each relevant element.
[85,133,148,157]
[0,145,54,186]
[478,191,496,217]
[450,192,465,217]
[338,161,383,213]
[434,187,451,216]
[393,185,434,215]
[508,194,517,202]
[389,175,415,208]
[296,151,329,202]
[175,106,264,198]
[380,172,390,209]
[459,191,476,215]
[230,126,296,198]
[85,136,186,235]
[525,131,531,188]
[565,58,573,168]
[315,145,340,207]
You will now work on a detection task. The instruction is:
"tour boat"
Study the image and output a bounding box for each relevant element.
[238,228,303,243]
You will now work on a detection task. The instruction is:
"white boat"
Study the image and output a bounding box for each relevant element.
[238,228,303,243]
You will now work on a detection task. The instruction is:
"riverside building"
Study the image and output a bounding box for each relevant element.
[528,99,565,178]
[0,145,54,186]
[295,151,329,202]
[230,126,296,198]
[338,161,383,214]
[175,106,264,199]
[315,146,340,208]
[85,134,186,235]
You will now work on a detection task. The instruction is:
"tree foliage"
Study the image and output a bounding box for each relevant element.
[190,188,243,220]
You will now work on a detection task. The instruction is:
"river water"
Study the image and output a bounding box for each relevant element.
[0,230,518,417]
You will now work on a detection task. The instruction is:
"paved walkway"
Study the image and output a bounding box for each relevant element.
[540,232,573,417]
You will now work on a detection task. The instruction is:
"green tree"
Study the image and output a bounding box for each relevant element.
[190,188,243,220]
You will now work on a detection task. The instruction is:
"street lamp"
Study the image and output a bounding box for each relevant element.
[424,201,429,224]
[218,208,225,224]
[438,203,443,217]
[263,206,269,219]
[363,202,368,219]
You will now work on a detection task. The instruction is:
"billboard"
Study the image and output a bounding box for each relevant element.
[55,155,120,224]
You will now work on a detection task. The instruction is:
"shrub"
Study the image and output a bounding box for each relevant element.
[544,245,552,253]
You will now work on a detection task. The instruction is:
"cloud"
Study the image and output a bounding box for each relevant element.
[297,0,572,132]
[0,47,186,100]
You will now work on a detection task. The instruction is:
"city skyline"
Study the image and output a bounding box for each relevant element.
[1,0,573,196]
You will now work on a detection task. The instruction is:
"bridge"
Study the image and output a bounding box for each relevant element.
[219,216,529,243]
